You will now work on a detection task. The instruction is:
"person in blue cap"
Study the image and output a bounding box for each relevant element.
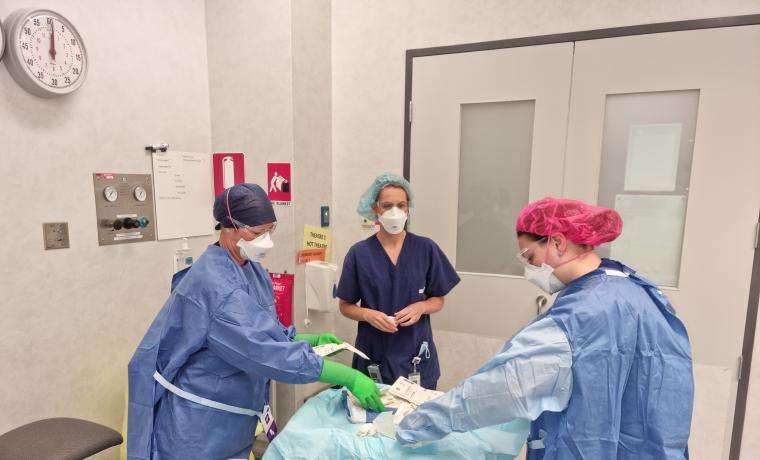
[336,173,460,390]
[127,183,384,460]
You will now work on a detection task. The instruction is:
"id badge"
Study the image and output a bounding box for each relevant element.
[262,404,278,441]
[367,364,383,384]
[408,372,421,386]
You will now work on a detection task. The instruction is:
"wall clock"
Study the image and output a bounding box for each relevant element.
[3,8,88,97]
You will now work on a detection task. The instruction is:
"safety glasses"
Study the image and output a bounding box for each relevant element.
[233,219,277,236]
[225,187,277,235]
[516,236,548,265]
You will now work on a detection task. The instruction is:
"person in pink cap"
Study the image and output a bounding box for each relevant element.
[397,197,694,460]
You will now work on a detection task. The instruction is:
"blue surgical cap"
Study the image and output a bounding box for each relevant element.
[213,183,276,228]
[356,172,414,221]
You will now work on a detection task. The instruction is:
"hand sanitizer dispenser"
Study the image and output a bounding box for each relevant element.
[305,261,338,312]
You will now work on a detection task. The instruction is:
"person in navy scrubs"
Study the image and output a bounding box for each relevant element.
[336,173,460,390]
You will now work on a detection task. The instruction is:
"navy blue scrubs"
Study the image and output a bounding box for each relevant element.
[336,233,460,389]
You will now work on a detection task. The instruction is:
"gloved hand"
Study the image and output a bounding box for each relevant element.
[318,360,385,413]
[294,332,343,347]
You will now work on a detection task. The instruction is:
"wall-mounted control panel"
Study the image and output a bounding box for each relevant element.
[93,173,156,246]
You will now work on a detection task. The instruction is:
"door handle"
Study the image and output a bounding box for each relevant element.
[536,295,548,314]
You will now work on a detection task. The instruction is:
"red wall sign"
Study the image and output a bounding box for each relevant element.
[213,153,245,197]
[267,163,292,203]
[270,272,294,327]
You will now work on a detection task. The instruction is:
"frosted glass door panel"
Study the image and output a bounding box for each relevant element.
[456,100,535,276]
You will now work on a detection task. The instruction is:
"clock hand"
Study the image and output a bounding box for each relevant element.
[49,18,57,61]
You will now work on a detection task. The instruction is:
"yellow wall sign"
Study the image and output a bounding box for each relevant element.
[303,225,331,260]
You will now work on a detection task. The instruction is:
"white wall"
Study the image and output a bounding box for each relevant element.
[329,1,760,458]
[206,0,295,273]
[0,0,213,456]
[289,0,339,412]
[330,1,760,275]
[330,0,760,336]
[205,0,336,426]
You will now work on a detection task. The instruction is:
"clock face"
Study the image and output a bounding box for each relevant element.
[4,9,88,97]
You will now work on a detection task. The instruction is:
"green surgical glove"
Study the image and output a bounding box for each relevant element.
[294,332,342,347]
[319,360,385,413]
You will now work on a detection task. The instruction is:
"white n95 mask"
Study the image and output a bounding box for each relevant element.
[378,207,408,235]
[524,263,566,295]
[237,232,274,262]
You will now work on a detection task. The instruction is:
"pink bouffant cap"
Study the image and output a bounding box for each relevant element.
[516,197,623,246]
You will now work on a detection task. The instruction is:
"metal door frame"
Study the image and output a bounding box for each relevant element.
[402,15,760,459]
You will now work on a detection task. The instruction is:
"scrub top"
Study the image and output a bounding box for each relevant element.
[336,232,460,389]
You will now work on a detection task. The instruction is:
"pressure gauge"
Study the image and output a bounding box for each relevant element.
[103,185,118,202]
[133,186,147,202]
[3,8,88,97]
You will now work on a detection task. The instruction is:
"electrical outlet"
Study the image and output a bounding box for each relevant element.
[43,222,70,250]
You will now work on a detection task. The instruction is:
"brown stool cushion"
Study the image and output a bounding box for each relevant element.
[0,418,123,460]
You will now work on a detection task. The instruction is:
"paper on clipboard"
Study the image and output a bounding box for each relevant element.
[624,123,682,191]
[312,342,370,361]
[152,151,214,239]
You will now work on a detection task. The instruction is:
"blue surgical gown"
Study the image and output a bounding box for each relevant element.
[336,233,460,389]
[127,244,324,460]
[397,259,694,459]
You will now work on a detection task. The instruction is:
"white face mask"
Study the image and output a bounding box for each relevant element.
[518,238,566,294]
[378,207,408,235]
[237,232,274,262]
[524,263,566,294]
